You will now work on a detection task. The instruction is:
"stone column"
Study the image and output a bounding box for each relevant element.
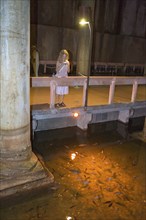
[0,0,53,197]
[76,6,92,76]
[76,0,95,76]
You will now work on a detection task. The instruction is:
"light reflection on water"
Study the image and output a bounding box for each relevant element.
[0,121,146,220]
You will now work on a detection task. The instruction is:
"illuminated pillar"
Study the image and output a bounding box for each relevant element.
[0,0,53,197]
[76,6,92,76]
[76,0,95,76]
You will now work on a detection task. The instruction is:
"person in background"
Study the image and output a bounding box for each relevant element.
[31,45,39,77]
[55,49,70,107]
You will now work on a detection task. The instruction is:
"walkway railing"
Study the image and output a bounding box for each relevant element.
[31,76,146,109]
[38,61,145,76]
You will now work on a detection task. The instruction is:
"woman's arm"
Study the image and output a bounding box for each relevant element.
[66,60,70,73]
[56,61,65,72]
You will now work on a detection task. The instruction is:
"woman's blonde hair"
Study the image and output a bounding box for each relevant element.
[58,49,69,62]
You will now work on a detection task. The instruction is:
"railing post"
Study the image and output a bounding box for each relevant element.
[83,79,87,107]
[108,78,116,104]
[50,80,57,109]
[131,80,138,103]
[143,117,146,139]
[144,64,146,76]
[44,64,46,73]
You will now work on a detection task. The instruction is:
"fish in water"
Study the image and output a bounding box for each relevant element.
[69,169,81,174]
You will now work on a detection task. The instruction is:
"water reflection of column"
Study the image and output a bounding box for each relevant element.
[0,0,53,197]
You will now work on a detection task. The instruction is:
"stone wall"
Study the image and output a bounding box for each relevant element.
[93,0,146,63]
[30,0,146,64]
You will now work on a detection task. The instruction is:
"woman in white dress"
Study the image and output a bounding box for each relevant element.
[55,49,70,107]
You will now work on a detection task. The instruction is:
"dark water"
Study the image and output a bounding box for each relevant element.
[0,121,146,220]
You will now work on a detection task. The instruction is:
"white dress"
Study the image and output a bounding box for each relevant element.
[56,62,69,95]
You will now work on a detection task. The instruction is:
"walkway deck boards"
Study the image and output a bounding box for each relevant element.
[30,85,146,108]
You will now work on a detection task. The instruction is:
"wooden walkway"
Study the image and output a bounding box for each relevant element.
[30,76,146,132]
[30,84,146,108]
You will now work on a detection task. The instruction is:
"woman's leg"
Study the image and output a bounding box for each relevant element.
[60,95,66,107]
[55,94,60,107]
[60,95,64,103]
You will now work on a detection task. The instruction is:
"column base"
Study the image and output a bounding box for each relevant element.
[0,153,54,198]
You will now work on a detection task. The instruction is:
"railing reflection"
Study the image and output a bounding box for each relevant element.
[30,61,145,77]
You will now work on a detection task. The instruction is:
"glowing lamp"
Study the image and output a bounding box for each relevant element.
[79,18,89,25]
[73,112,79,118]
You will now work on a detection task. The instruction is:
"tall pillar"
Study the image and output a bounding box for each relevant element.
[76,6,92,76]
[0,0,53,197]
[76,0,95,76]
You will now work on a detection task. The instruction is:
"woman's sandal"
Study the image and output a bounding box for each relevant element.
[60,102,66,107]
[55,103,60,108]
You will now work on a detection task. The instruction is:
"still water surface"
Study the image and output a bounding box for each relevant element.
[0,122,146,220]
